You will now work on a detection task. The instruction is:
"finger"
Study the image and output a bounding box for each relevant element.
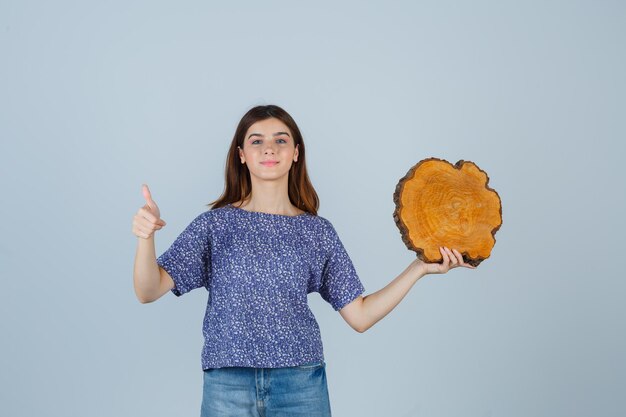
[151,216,166,226]
[142,184,156,209]
[440,247,450,269]
[140,210,166,227]
[132,228,146,239]
[452,248,477,269]
[135,214,161,231]
[138,208,159,224]
[133,223,152,238]
[137,230,150,239]
[451,248,464,265]
[445,247,457,266]
[133,218,153,232]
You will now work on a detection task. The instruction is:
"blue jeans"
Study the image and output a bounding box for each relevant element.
[200,360,332,417]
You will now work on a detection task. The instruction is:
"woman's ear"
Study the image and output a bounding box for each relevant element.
[238,146,245,164]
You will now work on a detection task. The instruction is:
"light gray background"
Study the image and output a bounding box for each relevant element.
[1,1,624,416]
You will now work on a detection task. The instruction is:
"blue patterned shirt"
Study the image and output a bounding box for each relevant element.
[156,203,366,370]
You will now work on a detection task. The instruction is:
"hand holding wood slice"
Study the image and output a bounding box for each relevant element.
[393,157,502,267]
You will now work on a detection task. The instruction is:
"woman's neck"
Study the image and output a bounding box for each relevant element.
[235,196,303,216]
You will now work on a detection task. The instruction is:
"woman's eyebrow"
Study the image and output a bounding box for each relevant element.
[247,132,291,140]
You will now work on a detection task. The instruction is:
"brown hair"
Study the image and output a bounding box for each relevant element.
[207,104,320,215]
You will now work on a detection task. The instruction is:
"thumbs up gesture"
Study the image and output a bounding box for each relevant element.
[132,184,167,239]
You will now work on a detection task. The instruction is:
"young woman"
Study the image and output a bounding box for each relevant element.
[132,104,475,417]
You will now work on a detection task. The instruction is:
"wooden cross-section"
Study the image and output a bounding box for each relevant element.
[393,157,502,267]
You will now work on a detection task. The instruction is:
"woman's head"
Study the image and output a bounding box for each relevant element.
[209,105,319,215]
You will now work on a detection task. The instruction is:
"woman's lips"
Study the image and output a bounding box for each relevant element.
[261,161,279,166]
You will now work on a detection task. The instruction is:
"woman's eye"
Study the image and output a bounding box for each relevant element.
[251,139,288,144]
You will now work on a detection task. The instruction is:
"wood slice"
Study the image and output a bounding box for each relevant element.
[393,157,502,267]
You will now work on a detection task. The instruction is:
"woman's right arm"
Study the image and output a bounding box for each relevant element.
[132,184,173,303]
[133,236,174,303]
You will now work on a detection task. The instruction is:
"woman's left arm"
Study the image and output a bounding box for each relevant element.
[339,247,476,333]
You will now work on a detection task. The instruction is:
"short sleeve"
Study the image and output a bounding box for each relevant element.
[156,212,211,297]
[318,218,366,311]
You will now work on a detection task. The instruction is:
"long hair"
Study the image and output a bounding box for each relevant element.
[207,105,320,215]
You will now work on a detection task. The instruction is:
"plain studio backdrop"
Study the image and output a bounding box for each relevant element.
[1,1,624,416]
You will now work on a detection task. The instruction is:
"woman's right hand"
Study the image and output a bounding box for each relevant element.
[132,184,167,239]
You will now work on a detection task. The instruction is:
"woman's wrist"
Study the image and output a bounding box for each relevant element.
[409,259,428,280]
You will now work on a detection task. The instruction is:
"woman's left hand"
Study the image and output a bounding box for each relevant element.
[412,247,477,276]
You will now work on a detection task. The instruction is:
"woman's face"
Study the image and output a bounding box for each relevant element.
[238,117,299,181]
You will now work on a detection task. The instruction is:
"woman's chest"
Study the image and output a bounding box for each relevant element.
[210,226,318,295]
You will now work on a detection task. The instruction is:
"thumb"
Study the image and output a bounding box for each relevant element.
[142,184,156,209]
